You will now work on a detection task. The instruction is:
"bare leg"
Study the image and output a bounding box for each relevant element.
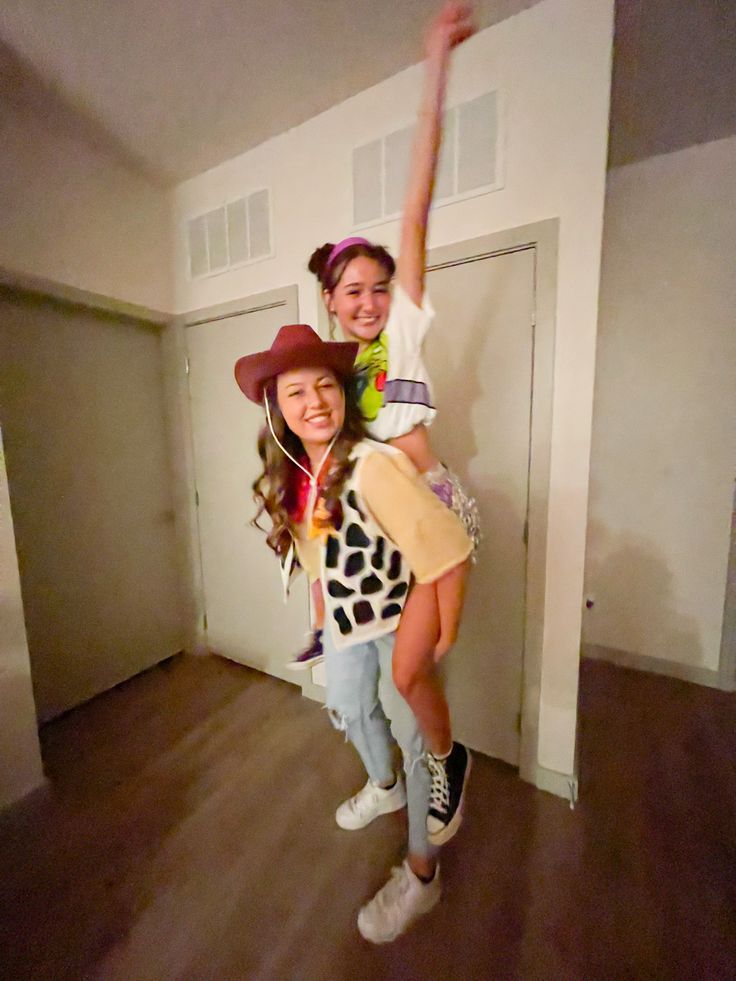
[310,578,325,629]
[394,573,473,848]
[392,581,452,757]
[434,560,470,659]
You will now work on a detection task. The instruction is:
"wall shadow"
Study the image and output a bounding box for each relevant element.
[583,517,705,670]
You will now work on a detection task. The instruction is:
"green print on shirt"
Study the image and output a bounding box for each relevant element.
[354,332,388,421]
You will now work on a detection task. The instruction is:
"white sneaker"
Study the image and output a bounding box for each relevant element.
[335,777,406,830]
[357,860,441,944]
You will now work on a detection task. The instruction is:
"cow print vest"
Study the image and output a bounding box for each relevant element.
[321,441,411,649]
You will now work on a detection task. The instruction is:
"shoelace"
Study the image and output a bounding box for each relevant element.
[352,783,384,817]
[427,755,450,814]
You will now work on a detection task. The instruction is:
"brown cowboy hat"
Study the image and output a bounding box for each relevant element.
[234,324,358,403]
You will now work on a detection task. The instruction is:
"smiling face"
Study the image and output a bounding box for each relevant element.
[276,366,345,461]
[325,255,392,347]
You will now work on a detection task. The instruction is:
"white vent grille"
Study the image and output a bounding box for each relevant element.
[186,189,273,279]
[205,208,228,271]
[187,215,208,278]
[384,125,413,216]
[457,92,498,192]
[248,189,271,258]
[226,199,248,265]
[352,90,502,227]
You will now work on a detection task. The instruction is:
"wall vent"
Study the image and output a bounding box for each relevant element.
[186,188,273,279]
[352,90,502,228]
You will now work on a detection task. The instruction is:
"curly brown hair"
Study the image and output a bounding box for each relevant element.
[251,372,367,558]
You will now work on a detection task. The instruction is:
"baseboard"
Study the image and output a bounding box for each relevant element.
[299,669,326,704]
[0,774,50,816]
[582,643,724,690]
[309,661,327,691]
[533,764,578,806]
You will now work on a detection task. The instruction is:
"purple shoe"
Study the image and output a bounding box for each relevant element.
[286,629,324,671]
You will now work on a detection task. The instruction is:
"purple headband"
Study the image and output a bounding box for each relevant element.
[326,236,373,271]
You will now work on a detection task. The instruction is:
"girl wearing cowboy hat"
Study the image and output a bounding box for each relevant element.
[306,0,479,847]
[234,323,472,943]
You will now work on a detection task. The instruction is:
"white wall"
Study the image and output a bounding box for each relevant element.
[0,91,172,313]
[173,0,614,780]
[584,136,736,679]
[0,426,45,810]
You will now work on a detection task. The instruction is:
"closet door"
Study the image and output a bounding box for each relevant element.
[425,245,535,765]
[185,288,309,682]
[0,292,183,721]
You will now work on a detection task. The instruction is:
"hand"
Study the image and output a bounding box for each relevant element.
[425,1,476,60]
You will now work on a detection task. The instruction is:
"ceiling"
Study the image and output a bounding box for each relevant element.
[0,0,540,186]
[1,1,733,187]
[606,0,736,168]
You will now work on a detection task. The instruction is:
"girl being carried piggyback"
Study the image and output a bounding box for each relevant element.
[298,0,481,847]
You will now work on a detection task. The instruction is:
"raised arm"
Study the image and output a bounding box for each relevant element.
[396,1,475,305]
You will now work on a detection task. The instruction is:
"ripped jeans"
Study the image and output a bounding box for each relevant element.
[323,628,435,860]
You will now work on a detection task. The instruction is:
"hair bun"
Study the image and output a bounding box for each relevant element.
[308,243,335,283]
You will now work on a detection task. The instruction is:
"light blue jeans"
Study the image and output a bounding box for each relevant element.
[323,628,435,860]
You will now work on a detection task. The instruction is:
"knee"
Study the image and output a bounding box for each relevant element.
[392,657,428,702]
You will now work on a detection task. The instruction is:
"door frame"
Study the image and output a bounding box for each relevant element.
[165,285,299,657]
[421,220,559,790]
[718,484,736,692]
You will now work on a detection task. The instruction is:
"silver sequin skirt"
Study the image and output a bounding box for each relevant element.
[423,463,481,556]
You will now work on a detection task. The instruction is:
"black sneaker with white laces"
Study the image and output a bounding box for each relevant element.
[426,742,472,845]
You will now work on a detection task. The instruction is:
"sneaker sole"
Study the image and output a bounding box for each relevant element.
[427,750,472,846]
[335,786,407,830]
[285,655,325,671]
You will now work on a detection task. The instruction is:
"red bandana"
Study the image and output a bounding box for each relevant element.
[286,455,336,538]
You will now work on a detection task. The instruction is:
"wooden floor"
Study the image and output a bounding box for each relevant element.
[0,655,734,981]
